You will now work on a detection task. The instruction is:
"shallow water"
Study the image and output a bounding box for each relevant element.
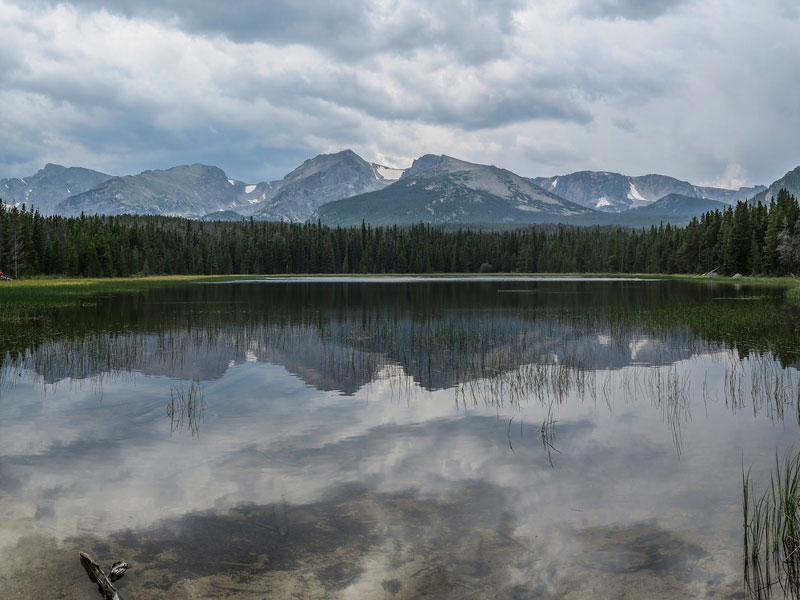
[1,277,799,598]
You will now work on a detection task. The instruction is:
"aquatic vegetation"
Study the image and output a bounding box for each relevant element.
[787,286,800,306]
[539,407,559,468]
[167,380,205,437]
[0,276,234,316]
[743,450,800,598]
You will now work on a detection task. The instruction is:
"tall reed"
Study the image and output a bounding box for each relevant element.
[744,450,800,598]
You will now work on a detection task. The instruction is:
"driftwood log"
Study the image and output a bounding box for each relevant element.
[79,552,130,600]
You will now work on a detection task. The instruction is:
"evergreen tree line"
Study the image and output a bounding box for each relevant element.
[0,189,798,278]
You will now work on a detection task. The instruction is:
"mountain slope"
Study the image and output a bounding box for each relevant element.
[530,171,764,212]
[314,154,597,226]
[623,194,728,217]
[752,166,800,204]
[56,164,251,217]
[200,210,247,221]
[40,150,402,220]
[694,185,766,204]
[251,150,397,221]
[0,163,112,215]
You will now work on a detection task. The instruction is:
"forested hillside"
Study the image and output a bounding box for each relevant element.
[0,190,798,278]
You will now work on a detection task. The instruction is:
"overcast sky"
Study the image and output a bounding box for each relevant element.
[1,0,798,187]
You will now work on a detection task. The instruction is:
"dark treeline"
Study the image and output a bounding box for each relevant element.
[1,189,799,278]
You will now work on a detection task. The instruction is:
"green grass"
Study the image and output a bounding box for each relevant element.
[0,275,266,317]
[786,286,800,304]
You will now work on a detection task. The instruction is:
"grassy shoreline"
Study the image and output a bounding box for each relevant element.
[0,275,240,315]
[1,273,799,314]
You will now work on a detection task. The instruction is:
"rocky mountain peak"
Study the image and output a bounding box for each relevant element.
[751,165,800,204]
[402,154,447,178]
[251,149,392,221]
[1,164,112,215]
[282,149,371,182]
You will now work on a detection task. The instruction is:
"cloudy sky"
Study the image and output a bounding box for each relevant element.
[0,0,798,187]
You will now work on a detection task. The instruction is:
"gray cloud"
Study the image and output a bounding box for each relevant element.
[578,0,691,21]
[26,0,525,64]
[0,0,797,188]
[235,66,595,130]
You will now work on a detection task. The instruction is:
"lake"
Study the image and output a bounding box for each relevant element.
[1,277,799,598]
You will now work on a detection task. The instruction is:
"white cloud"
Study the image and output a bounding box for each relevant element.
[711,164,748,190]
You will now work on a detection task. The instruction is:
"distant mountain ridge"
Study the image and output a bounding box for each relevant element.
[530,171,765,213]
[0,163,112,215]
[623,193,728,217]
[314,154,597,226]
[55,150,399,221]
[56,164,251,218]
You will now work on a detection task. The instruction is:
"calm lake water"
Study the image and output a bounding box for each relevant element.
[1,277,800,598]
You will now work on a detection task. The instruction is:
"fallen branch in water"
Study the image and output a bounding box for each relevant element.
[79,552,130,600]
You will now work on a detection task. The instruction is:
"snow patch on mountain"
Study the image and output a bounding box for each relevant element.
[627,183,645,202]
[372,163,405,181]
[595,197,612,208]
[626,182,653,208]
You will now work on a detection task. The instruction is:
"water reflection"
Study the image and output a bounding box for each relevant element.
[3,279,800,387]
[3,282,797,392]
[0,278,799,598]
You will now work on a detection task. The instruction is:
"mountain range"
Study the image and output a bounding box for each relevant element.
[58,164,250,218]
[1,150,796,227]
[529,171,765,212]
[314,154,594,225]
[0,163,112,215]
[54,150,401,220]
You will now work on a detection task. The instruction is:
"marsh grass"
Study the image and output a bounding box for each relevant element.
[0,275,261,318]
[744,450,800,598]
[167,380,205,437]
[539,407,559,468]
